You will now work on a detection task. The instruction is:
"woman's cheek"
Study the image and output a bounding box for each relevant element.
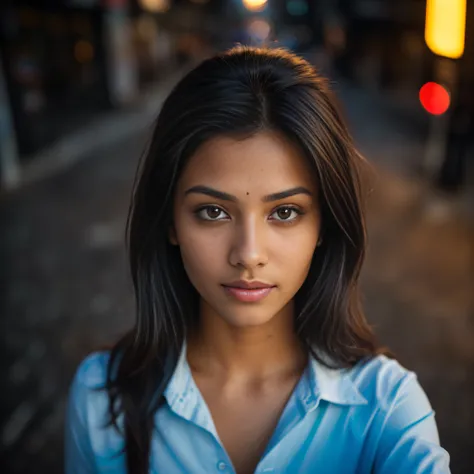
[274,224,319,255]
[180,232,225,273]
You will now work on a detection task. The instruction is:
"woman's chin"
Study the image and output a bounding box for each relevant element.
[218,307,283,329]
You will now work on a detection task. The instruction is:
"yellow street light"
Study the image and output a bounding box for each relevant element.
[425,0,466,59]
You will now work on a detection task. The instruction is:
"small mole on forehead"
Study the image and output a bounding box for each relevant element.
[246,192,250,195]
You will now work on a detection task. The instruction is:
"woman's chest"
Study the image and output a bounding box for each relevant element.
[191,370,304,474]
[208,395,290,474]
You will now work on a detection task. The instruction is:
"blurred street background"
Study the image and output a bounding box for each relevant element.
[0,0,473,473]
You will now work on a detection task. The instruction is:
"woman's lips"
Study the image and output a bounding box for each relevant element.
[222,285,275,302]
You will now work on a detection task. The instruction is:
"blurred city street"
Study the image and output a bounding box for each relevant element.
[1,65,473,473]
[1,1,474,473]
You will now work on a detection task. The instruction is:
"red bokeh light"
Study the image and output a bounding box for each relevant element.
[419,82,451,115]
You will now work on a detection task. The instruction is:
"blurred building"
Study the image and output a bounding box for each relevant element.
[328,0,474,191]
[434,0,474,191]
[1,1,120,158]
[0,0,182,187]
[328,0,426,90]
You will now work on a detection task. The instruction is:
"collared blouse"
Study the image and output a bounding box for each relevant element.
[65,344,450,473]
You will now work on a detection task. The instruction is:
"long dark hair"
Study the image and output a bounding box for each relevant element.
[106,46,385,473]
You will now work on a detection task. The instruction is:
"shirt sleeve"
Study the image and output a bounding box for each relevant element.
[64,361,97,474]
[374,373,450,474]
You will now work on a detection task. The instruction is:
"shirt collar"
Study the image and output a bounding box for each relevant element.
[162,342,216,436]
[164,342,368,414]
[163,340,193,410]
[306,353,368,406]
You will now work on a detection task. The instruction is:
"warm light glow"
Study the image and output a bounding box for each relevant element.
[425,0,466,59]
[139,0,170,13]
[247,19,271,41]
[419,82,450,115]
[243,0,268,12]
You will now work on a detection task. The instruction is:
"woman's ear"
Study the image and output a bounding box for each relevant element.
[169,225,179,246]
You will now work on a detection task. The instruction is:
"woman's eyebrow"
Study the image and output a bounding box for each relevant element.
[184,185,312,202]
[263,186,312,202]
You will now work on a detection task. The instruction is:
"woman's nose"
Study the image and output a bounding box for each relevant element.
[228,217,268,270]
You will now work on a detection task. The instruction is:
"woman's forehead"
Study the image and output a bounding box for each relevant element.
[178,132,317,196]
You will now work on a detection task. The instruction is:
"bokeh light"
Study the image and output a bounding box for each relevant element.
[242,0,268,12]
[247,19,271,42]
[139,0,170,13]
[419,82,450,115]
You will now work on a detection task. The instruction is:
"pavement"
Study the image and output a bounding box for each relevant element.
[1,64,473,474]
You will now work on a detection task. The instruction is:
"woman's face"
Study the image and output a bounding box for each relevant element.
[172,131,321,328]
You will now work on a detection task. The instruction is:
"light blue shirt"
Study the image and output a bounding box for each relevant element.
[65,344,450,473]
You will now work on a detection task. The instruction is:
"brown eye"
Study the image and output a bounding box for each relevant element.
[206,207,222,219]
[270,206,302,223]
[277,208,292,220]
[196,206,229,221]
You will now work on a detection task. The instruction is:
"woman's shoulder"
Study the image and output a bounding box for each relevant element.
[72,351,111,390]
[67,352,113,437]
[346,354,422,410]
[351,354,415,383]
[66,351,127,469]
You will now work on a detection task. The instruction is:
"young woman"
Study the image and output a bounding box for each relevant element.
[65,46,450,474]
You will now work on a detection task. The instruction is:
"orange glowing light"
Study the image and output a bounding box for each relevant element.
[243,0,268,12]
[419,82,450,115]
[139,0,170,13]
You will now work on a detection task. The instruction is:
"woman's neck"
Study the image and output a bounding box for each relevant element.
[186,300,307,382]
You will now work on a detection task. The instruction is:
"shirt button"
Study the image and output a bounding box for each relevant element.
[217,461,228,471]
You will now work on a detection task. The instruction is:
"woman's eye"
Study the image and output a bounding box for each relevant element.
[196,206,229,221]
[270,206,302,222]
